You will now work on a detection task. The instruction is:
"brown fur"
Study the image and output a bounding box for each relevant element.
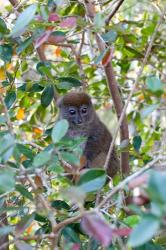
[58,92,120,177]
[62,92,92,107]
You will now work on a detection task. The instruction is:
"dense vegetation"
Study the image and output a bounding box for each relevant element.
[0,0,166,249]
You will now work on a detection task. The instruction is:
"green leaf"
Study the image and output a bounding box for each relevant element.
[133,136,142,152]
[134,242,164,250]
[57,81,73,90]
[30,83,44,92]
[16,37,33,54]
[147,171,166,204]
[146,76,164,95]
[47,155,63,173]
[15,184,33,201]
[51,119,69,143]
[51,200,70,210]
[34,213,48,223]
[33,151,52,168]
[41,85,54,108]
[16,144,34,160]
[10,4,38,37]
[4,91,16,109]
[0,18,7,33]
[77,169,106,193]
[124,46,143,58]
[101,30,117,43]
[57,77,82,89]
[39,66,54,79]
[50,31,66,43]
[128,215,160,247]
[141,104,159,118]
[0,169,15,194]
[0,44,13,62]
[94,13,105,30]
[62,226,81,243]
[0,134,15,163]
[123,215,140,228]
[61,151,80,166]
[36,61,52,75]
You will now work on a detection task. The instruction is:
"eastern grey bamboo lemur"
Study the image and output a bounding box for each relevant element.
[57,92,119,177]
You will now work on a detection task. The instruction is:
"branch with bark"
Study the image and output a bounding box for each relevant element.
[84,0,130,176]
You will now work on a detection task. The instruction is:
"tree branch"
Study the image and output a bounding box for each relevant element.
[84,0,130,176]
[8,0,18,7]
[105,0,125,25]
[36,46,47,61]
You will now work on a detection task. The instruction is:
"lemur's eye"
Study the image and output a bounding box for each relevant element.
[69,109,76,115]
[81,107,87,114]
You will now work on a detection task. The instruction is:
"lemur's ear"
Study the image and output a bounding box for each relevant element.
[56,96,63,108]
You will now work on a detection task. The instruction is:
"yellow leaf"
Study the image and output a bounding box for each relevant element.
[0,86,5,94]
[20,155,27,162]
[34,175,43,188]
[25,222,35,234]
[137,94,145,102]
[54,46,61,57]
[32,127,43,135]
[162,92,166,99]
[0,67,6,80]
[16,108,25,120]
[6,63,14,71]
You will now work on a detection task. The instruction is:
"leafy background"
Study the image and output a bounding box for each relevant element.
[0,0,166,249]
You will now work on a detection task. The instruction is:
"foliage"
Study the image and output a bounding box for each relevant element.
[0,0,166,249]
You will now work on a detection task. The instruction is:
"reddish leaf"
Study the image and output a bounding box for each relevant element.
[81,213,112,247]
[35,30,51,49]
[72,243,80,250]
[128,174,148,189]
[34,175,43,188]
[102,48,113,66]
[60,17,77,28]
[48,13,60,22]
[48,34,66,43]
[133,195,150,206]
[35,15,43,21]
[112,227,132,236]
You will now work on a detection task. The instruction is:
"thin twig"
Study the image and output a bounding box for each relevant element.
[78,30,85,56]
[97,155,166,209]
[0,95,14,135]
[21,141,44,150]
[105,0,125,25]
[8,0,18,7]
[70,44,88,89]
[0,233,55,250]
